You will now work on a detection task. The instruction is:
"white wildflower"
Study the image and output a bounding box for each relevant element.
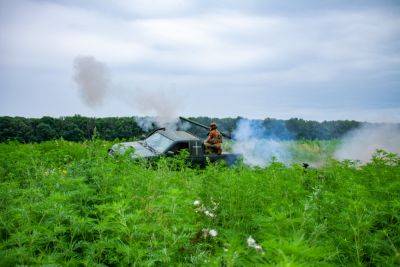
[193,199,218,218]
[202,228,218,238]
[204,210,215,218]
[247,236,264,254]
[201,228,208,237]
[209,229,218,237]
[247,236,256,247]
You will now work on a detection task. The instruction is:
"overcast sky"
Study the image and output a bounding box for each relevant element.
[0,0,399,122]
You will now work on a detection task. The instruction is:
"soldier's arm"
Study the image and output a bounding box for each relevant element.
[205,131,212,143]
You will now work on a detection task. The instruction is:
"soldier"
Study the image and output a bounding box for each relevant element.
[204,122,222,154]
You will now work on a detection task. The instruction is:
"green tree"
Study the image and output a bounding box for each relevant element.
[35,122,57,142]
[62,124,84,141]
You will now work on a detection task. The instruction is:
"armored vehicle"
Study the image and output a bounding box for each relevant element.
[109,117,241,166]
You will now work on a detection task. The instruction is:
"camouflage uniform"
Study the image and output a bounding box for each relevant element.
[204,123,223,154]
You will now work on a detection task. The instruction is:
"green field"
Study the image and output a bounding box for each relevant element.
[0,140,399,266]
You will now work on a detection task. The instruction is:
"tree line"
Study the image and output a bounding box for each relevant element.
[0,115,364,143]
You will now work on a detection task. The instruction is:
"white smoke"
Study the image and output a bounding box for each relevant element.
[133,115,179,131]
[127,87,181,130]
[73,55,181,129]
[232,119,292,167]
[73,56,110,107]
[178,121,191,131]
[134,116,155,131]
[334,123,400,162]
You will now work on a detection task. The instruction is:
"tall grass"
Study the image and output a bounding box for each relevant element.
[0,140,399,266]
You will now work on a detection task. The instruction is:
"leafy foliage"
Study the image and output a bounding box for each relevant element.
[0,141,399,265]
[0,116,365,143]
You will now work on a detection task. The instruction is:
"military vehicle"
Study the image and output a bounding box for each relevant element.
[109,117,241,166]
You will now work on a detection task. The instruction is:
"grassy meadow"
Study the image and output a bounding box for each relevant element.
[0,140,399,266]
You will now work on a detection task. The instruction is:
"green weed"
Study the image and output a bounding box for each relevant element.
[0,140,399,266]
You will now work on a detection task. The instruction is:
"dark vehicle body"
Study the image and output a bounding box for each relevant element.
[109,127,240,166]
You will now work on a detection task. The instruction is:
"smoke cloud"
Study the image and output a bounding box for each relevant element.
[134,116,156,131]
[73,55,182,129]
[334,123,400,162]
[73,56,110,107]
[126,88,181,130]
[232,119,292,167]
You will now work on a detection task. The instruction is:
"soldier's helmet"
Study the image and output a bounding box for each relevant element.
[210,122,217,129]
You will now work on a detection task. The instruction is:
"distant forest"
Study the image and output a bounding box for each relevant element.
[0,115,367,143]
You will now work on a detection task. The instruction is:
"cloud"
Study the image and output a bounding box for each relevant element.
[111,0,195,17]
[2,2,399,74]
